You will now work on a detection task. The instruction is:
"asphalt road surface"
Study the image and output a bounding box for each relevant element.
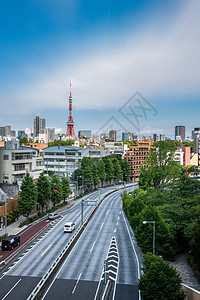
[0,185,142,300]
[43,186,142,300]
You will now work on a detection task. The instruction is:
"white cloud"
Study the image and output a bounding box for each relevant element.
[1,0,200,117]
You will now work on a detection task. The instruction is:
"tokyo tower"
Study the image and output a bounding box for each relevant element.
[66,81,75,138]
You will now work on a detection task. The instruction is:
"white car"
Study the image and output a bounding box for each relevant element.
[64,222,75,233]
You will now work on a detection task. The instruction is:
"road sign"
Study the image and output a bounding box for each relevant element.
[84,199,97,206]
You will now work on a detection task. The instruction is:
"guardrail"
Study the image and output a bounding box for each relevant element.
[27,186,131,300]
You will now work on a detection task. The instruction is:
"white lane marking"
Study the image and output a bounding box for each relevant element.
[0,275,5,280]
[106,210,110,215]
[100,222,104,230]
[41,244,52,257]
[122,212,141,300]
[118,216,120,220]
[114,228,117,233]
[116,222,118,226]
[2,279,21,300]
[72,272,82,294]
[90,241,96,253]
[119,211,122,215]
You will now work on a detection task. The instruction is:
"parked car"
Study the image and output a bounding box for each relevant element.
[64,222,75,233]
[2,235,20,251]
[48,212,60,220]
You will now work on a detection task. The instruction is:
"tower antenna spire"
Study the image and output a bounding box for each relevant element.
[66,81,75,139]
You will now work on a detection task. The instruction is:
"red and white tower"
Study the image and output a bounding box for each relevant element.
[66,81,75,138]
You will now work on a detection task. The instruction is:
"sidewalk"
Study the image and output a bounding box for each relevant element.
[0,216,27,237]
[0,197,77,238]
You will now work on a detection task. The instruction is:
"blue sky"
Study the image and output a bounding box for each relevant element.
[0,0,199,139]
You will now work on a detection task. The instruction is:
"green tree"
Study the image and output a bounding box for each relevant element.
[92,163,100,188]
[103,157,114,184]
[98,159,106,186]
[135,205,175,260]
[18,173,37,218]
[112,157,123,180]
[83,165,93,190]
[19,137,29,146]
[138,253,185,300]
[139,147,181,189]
[36,172,50,212]
[61,175,72,202]
[120,159,131,182]
[50,175,63,206]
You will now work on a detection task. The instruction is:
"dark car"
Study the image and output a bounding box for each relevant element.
[2,235,20,251]
[48,212,60,220]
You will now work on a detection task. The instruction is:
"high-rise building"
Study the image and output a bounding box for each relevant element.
[0,126,11,137]
[33,116,46,138]
[122,131,136,141]
[153,134,159,142]
[109,130,117,142]
[175,126,185,142]
[78,130,92,139]
[160,134,165,141]
[18,130,26,139]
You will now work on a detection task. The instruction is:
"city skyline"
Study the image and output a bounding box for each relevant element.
[1,0,200,138]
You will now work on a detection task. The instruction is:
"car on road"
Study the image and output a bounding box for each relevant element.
[64,222,75,233]
[1,235,20,251]
[48,212,60,220]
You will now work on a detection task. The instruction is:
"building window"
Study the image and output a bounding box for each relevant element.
[14,164,25,171]
[4,155,9,160]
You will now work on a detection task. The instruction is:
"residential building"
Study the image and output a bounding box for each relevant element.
[104,142,125,155]
[124,140,151,181]
[190,153,198,166]
[29,143,48,150]
[177,147,190,166]
[175,125,185,142]
[174,149,184,165]
[192,128,200,166]
[109,130,117,142]
[43,146,109,180]
[78,130,92,139]
[0,141,44,184]
[33,116,46,138]
[38,128,56,143]
[11,130,16,137]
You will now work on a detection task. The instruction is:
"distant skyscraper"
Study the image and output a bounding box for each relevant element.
[159,134,165,141]
[33,116,46,138]
[122,131,136,141]
[175,126,185,142]
[78,130,92,139]
[109,130,117,142]
[153,134,159,142]
[0,126,11,137]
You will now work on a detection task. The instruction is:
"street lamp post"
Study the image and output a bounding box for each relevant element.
[143,220,155,255]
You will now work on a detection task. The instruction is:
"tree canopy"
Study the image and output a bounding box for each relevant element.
[18,173,37,218]
[138,253,185,300]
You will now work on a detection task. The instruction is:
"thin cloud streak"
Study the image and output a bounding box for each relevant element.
[1,0,199,118]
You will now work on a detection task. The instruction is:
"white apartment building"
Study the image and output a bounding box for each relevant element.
[0,141,44,184]
[43,146,109,180]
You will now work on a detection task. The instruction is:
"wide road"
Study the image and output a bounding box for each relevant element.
[0,187,119,300]
[42,186,142,300]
